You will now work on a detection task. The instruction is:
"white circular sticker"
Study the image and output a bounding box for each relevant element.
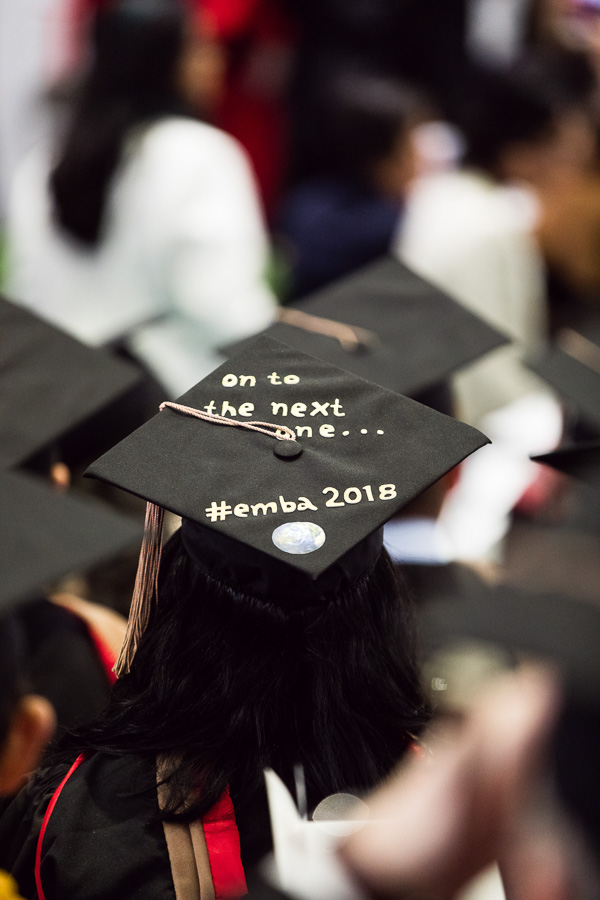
[272,522,326,555]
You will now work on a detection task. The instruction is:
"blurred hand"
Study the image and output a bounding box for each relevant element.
[339,665,560,900]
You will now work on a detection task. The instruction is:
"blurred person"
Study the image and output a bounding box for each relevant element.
[397,53,596,426]
[5,0,276,399]
[394,55,594,560]
[277,75,429,299]
[286,0,474,176]
[71,0,296,215]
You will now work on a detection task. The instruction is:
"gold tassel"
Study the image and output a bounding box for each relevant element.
[113,501,165,677]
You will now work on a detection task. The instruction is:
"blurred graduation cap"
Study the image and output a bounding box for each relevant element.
[224,257,509,402]
[527,319,600,431]
[420,586,600,706]
[0,468,142,611]
[86,334,490,673]
[0,296,143,468]
[532,440,600,489]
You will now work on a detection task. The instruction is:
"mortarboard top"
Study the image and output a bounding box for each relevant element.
[0,296,142,467]
[0,468,142,611]
[224,257,509,400]
[527,319,600,431]
[532,440,600,488]
[420,587,600,706]
[86,335,490,582]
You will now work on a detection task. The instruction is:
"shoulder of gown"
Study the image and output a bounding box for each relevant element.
[0,753,175,900]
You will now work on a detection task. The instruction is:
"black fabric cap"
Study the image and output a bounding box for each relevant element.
[421,587,600,705]
[86,335,489,579]
[527,320,600,430]
[0,296,142,467]
[224,257,509,398]
[0,468,142,609]
[533,440,600,488]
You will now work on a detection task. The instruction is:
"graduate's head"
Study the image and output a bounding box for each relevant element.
[78,336,489,815]
[86,334,489,676]
[462,52,596,185]
[89,0,224,115]
[89,0,186,101]
[51,0,221,245]
[306,73,430,198]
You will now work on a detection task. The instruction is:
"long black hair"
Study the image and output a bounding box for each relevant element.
[62,528,429,822]
[50,0,189,246]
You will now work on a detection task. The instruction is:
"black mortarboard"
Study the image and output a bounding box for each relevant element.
[420,587,600,705]
[0,468,142,610]
[532,440,600,488]
[0,296,142,467]
[527,320,600,431]
[224,257,509,400]
[86,335,490,673]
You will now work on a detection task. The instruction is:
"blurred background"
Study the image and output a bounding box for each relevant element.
[5,0,600,607]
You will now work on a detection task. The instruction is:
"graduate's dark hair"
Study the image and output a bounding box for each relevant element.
[64,528,429,822]
[50,0,188,246]
[462,52,594,177]
[294,72,427,184]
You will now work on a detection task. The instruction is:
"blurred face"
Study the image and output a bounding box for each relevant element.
[177,17,227,116]
[371,123,421,200]
[550,108,598,171]
[0,695,55,796]
[500,108,597,187]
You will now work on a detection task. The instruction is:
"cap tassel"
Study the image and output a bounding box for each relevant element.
[113,501,165,677]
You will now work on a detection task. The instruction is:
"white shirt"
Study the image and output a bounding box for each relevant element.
[383,517,455,565]
[6,116,276,395]
[395,170,549,425]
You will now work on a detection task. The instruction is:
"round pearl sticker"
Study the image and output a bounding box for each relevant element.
[272,522,326,555]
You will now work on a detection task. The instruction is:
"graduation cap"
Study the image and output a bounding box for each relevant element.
[420,587,600,706]
[0,296,142,468]
[224,257,509,401]
[527,319,600,431]
[532,440,600,488]
[86,335,490,674]
[0,468,142,611]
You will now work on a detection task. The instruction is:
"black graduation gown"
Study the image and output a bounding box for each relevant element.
[0,754,176,900]
[0,750,276,900]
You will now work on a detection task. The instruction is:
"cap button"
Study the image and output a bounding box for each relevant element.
[274,441,303,460]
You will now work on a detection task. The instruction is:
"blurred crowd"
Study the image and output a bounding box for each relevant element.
[4,1,600,899]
